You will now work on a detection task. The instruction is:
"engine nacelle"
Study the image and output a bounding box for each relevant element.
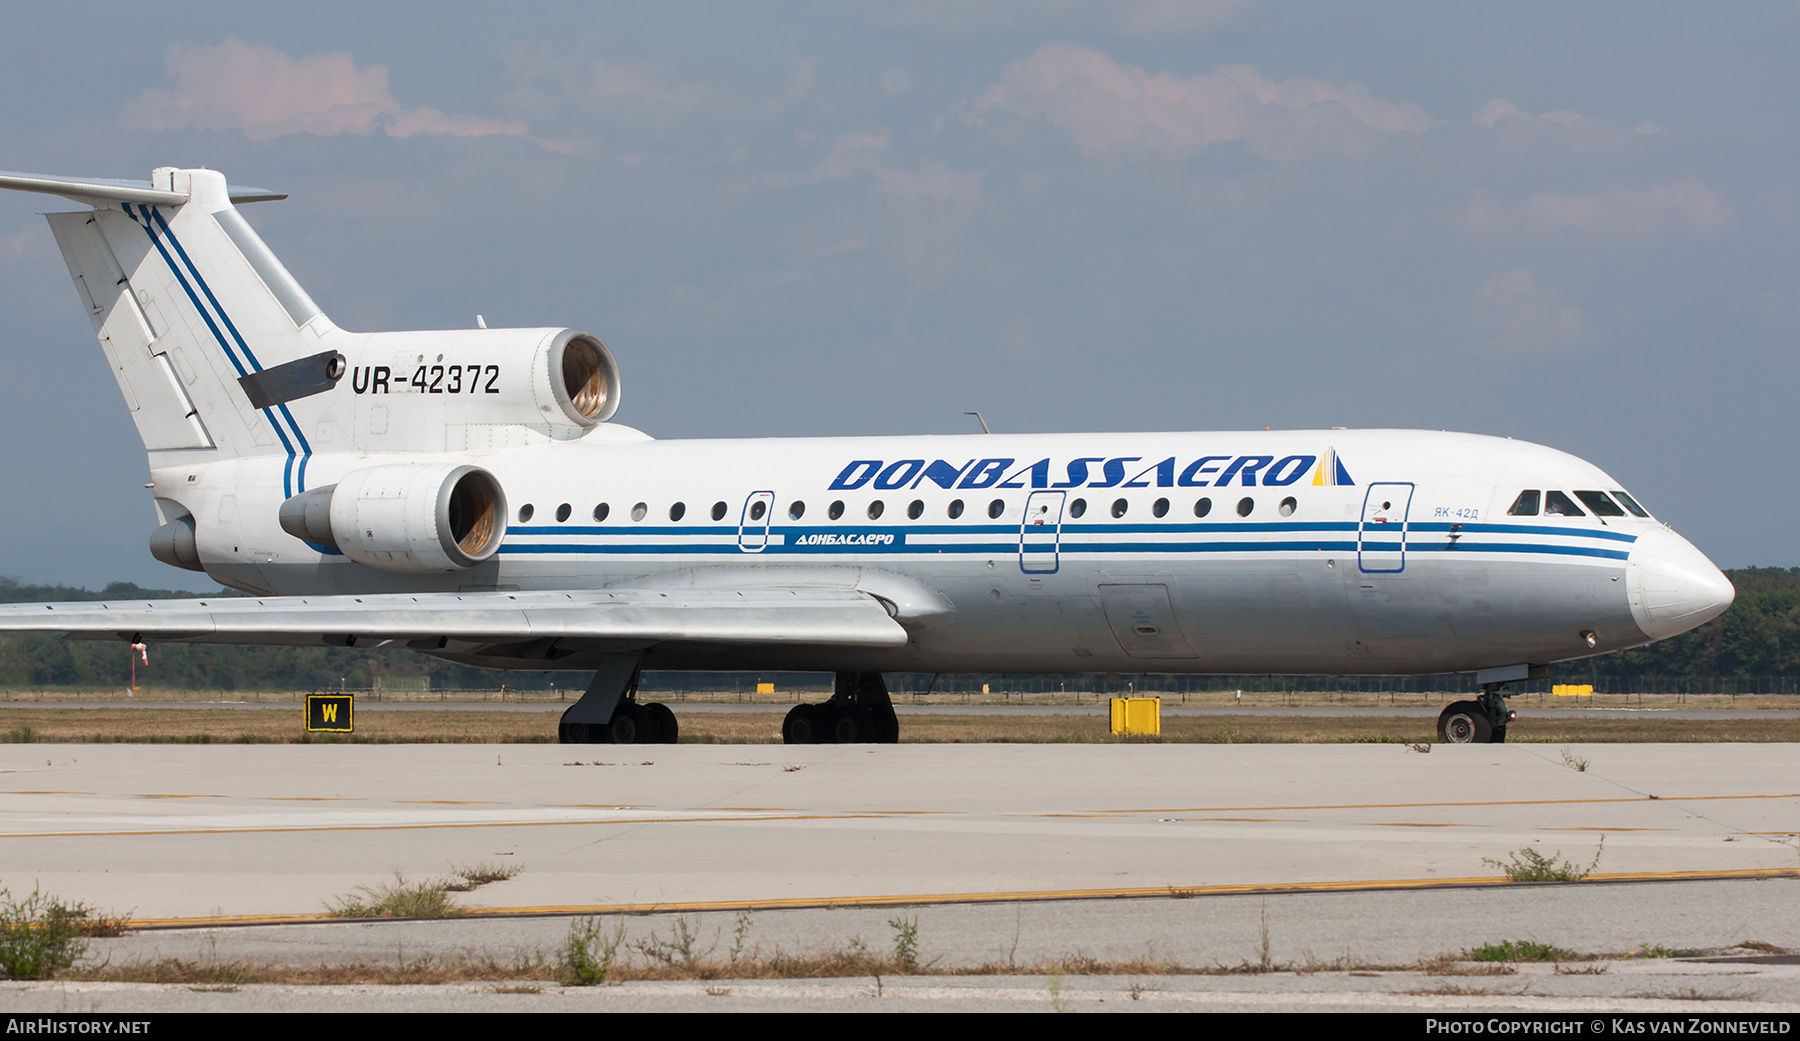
[279,464,507,573]
[348,327,621,438]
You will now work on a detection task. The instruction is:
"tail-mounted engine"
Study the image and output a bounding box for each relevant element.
[344,327,621,442]
[279,463,507,573]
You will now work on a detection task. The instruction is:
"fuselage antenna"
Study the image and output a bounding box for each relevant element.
[964,411,991,434]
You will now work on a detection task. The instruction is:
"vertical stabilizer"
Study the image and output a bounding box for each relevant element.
[40,168,351,498]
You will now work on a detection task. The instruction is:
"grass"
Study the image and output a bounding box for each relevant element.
[1466,939,1579,963]
[0,886,128,980]
[1484,836,1604,882]
[326,863,522,919]
[5,706,1800,744]
[327,875,461,919]
[44,927,1787,986]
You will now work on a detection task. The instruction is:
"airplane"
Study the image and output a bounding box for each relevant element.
[0,166,1736,746]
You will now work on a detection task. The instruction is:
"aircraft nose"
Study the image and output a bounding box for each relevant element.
[1626,528,1735,642]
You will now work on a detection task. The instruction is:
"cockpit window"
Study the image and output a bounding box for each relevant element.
[1507,490,1540,516]
[1543,490,1585,517]
[1611,490,1650,518]
[1574,490,1625,517]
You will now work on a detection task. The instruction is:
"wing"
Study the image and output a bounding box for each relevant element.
[0,587,908,649]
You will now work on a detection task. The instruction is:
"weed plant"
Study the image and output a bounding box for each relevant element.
[1484,836,1604,881]
[1466,940,1578,963]
[0,887,123,979]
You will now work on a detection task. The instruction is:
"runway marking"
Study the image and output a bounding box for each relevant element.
[1119,793,1800,813]
[115,866,1800,931]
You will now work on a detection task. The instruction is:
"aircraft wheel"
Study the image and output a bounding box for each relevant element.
[1490,724,1507,744]
[561,720,607,744]
[783,704,821,745]
[1437,701,1492,744]
[830,706,867,744]
[645,702,679,744]
[606,706,643,744]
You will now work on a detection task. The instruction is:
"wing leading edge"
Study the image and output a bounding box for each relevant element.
[0,588,909,649]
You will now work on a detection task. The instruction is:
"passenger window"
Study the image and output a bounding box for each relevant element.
[1152,497,1169,518]
[555,503,572,523]
[630,502,647,521]
[1237,497,1254,517]
[1279,497,1297,517]
[907,499,923,520]
[1507,490,1540,516]
[1194,497,1212,518]
[988,499,1005,519]
[1069,498,1087,519]
[868,500,885,520]
[789,501,805,521]
[829,500,845,520]
[1543,491,1585,517]
[1574,490,1625,517]
[711,501,727,521]
[1612,490,1650,518]
[749,501,767,521]
[947,499,964,519]
[518,504,535,523]
[669,502,686,521]
[1111,498,1128,518]
[593,503,610,522]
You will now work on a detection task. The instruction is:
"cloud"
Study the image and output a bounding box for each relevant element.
[962,43,1433,156]
[497,45,813,138]
[1466,271,1593,355]
[871,0,1254,39]
[1467,181,1733,239]
[797,130,977,201]
[1471,98,1584,128]
[119,38,527,140]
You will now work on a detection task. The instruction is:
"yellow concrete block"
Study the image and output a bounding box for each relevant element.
[1110,697,1160,736]
[755,682,775,694]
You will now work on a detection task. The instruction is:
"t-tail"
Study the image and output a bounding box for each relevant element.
[1,166,623,573]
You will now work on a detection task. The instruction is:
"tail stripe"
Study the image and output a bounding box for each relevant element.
[125,204,314,496]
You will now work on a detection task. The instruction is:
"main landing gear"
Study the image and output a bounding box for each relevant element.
[782,672,900,744]
[558,654,678,745]
[1436,683,1517,744]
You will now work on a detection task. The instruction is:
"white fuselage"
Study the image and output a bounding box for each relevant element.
[163,426,1732,676]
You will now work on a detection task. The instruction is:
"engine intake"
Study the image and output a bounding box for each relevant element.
[279,464,506,573]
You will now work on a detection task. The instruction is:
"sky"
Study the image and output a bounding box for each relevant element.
[0,1,1794,589]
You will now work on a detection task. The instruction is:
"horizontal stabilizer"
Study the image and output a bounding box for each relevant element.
[0,170,285,206]
[0,588,909,649]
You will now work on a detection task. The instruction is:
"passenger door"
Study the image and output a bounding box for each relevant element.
[1018,490,1066,573]
[1358,483,1414,573]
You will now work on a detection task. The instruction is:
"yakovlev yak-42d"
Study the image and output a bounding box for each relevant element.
[0,167,1735,744]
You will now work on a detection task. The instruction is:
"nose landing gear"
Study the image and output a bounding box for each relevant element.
[1437,684,1517,744]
